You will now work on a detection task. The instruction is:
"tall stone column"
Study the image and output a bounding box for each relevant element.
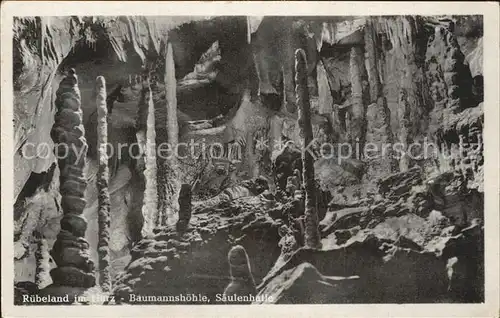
[48,69,95,291]
[295,49,321,250]
[96,76,111,292]
[382,16,431,171]
[364,18,398,179]
[349,45,369,159]
[157,41,179,226]
[137,79,158,237]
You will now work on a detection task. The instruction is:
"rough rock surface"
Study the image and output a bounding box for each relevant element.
[255,262,360,304]
[256,166,484,303]
[13,15,484,305]
[113,195,282,303]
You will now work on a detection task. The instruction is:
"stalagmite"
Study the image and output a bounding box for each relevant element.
[349,46,369,156]
[295,49,321,250]
[245,129,259,178]
[176,184,192,232]
[48,68,95,289]
[363,18,398,178]
[96,76,111,292]
[138,79,158,238]
[223,245,257,303]
[157,41,179,226]
[34,231,51,289]
[106,84,124,115]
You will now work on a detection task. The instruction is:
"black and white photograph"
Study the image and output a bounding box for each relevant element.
[2,2,499,317]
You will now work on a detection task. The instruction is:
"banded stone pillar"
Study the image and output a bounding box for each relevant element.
[295,49,321,250]
[49,69,95,289]
[96,76,111,292]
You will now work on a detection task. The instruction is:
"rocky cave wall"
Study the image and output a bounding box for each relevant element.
[13,15,483,297]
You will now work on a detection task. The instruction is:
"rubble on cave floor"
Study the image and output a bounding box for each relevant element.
[113,194,283,304]
[108,165,484,305]
[254,168,484,304]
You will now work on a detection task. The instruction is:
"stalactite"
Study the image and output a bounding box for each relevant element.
[140,79,158,238]
[254,46,278,95]
[34,230,51,289]
[96,76,111,292]
[295,48,321,250]
[223,245,257,303]
[317,59,334,116]
[48,68,95,289]
[349,45,369,157]
[364,19,386,104]
[364,18,398,178]
[157,41,179,226]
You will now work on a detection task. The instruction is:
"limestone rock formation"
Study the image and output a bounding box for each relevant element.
[96,76,111,292]
[377,166,423,200]
[12,15,485,306]
[222,245,257,303]
[113,195,282,304]
[157,41,180,226]
[256,162,484,303]
[43,69,95,297]
[258,213,483,303]
[348,46,369,152]
[34,231,51,289]
[176,184,192,232]
[363,18,397,180]
[295,49,321,249]
[137,80,158,238]
[13,17,86,201]
[192,177,269,215]
[426,20,476,142]
[381,16,432,171]
[255,262,359,304]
